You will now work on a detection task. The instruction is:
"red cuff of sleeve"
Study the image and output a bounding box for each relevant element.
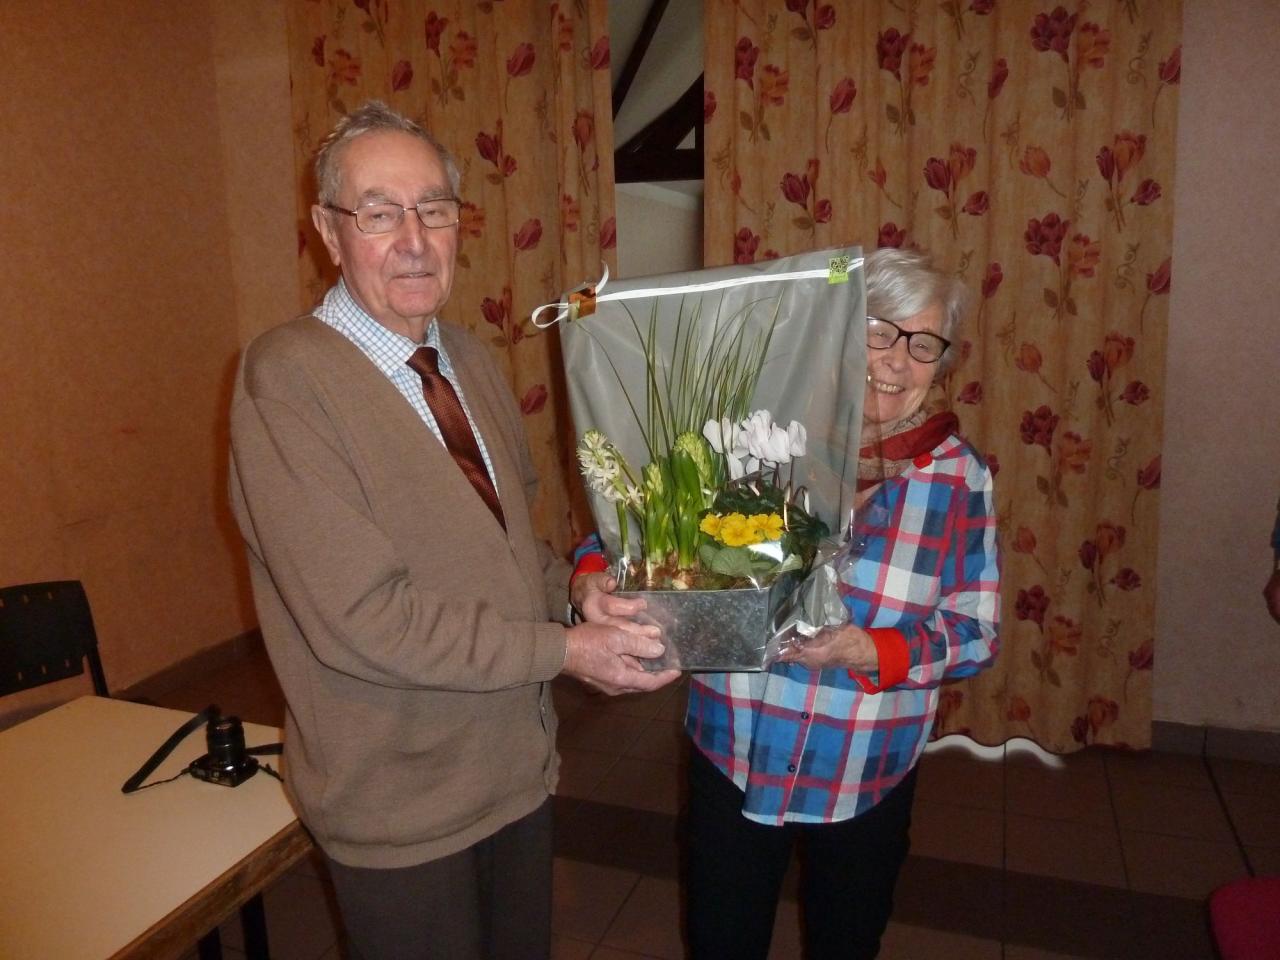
[849,628,910,694]
[570,552,609,585]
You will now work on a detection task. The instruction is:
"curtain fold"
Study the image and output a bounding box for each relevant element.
[705,0,1180,751]
[284,0,616,553]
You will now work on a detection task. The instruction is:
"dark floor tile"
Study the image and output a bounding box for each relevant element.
[554,797,682,879]
[1006,814,1127,889]
[1006,759,1113,826]
[893,856,1004,942]
[655,680,690,722]
[623,719,689,766]
[1203,757,1280,798]
[1003,871,1137,958]
[1124,894,1217,960]
[910,799,1003,867]
[1120,830,1246,900]
[1220,790,1280,849]
[1208,756,1280,798]
[557,711,649,755]
[580,686,674,721]
[550,676,591,725]
[1104,747,1214,792]
[1111,778,1235,842]
[914,750,1004,810]
[555,746,619,801]
[1004,867,1217,959]
[1206,726,1280,765]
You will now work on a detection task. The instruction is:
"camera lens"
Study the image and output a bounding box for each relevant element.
[206,716,247,767]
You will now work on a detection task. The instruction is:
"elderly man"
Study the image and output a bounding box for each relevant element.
[229,101,676,960]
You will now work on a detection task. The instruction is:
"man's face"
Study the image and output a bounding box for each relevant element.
[312,130,458,339]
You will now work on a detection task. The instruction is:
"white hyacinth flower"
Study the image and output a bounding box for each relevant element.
[577,429,621,494]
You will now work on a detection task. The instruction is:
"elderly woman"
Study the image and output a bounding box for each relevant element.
[683,247,1001,960]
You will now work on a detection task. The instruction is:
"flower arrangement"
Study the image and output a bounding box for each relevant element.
[575,297,829,591]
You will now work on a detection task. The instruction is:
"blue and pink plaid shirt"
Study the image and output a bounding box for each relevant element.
[686,432,1000,825]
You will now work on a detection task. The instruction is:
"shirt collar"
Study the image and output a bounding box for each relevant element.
[318,279,443,376]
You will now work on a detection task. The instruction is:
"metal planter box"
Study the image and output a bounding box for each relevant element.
[618,573,797,672]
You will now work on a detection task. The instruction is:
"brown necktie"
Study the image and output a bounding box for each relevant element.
[407,346,506,529]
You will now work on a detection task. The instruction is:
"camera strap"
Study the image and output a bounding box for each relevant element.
[121,705,217,794]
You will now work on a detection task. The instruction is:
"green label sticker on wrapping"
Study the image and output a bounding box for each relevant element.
[828,255,851,284]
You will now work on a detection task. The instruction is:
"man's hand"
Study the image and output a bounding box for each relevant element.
[1265,569,1280,625]
[570,571,649,623]
[562,620,680,695]
[775,623,878,673]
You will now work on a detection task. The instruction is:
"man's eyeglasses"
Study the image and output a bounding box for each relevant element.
[866,316,951,363]
[324,198,462,234]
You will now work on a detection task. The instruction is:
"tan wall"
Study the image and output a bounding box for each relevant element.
[615,182,704,279]
[1155,0,1280,732]
[0,1,296,723]
[212,0,301,345]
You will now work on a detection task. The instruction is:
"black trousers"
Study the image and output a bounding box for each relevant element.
[685,748,917,960]
[325,799,553,960]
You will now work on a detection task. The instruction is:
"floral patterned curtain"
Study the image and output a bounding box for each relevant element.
[284,0,616,554]
[705,0,1180,751]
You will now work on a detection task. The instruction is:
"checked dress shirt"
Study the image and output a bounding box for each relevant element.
[686,432,1001,826]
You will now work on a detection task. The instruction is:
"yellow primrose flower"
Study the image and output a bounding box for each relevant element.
[717,512,753,547]
[699,513,723,537]
[757,513,785,541]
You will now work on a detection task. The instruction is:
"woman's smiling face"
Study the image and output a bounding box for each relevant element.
[863,301,946,426]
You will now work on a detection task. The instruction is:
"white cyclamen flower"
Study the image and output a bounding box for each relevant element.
[703,416,750,480]
[762,424,794,465]
[786,420,807,458]
[743,410,791,466]
[702,417,734,454]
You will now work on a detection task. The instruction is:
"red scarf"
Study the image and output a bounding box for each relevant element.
[857,411,959,491]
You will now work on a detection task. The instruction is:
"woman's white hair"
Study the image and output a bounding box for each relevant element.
[314,100,461,206]
[863,247,972,373]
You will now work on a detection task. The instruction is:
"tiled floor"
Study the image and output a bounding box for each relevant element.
[156,646,1280,959]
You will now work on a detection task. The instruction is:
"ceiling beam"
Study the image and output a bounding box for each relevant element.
[615,74,703,183]
[611,0,670,119]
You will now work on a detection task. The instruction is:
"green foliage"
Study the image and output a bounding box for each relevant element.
[712,482,830,567]
[641,458,674,570]
[585,294,781,573]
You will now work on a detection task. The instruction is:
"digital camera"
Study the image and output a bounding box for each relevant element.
[189,714,260,787]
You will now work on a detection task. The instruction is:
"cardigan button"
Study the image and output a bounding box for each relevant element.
[787,763,797,773]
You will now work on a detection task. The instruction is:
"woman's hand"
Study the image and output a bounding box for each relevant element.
[776,623,879,673]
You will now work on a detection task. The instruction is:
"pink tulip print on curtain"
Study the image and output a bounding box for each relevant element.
[285,0,618,553]
[705,0,1181,752]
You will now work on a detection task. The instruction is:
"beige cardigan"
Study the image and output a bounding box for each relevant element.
[229,316,570,869]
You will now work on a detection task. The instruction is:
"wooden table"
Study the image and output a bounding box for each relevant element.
[0,696,312,959]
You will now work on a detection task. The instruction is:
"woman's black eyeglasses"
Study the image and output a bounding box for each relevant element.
[866,316,951,363]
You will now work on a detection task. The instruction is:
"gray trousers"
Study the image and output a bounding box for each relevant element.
[325,800,553,960]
